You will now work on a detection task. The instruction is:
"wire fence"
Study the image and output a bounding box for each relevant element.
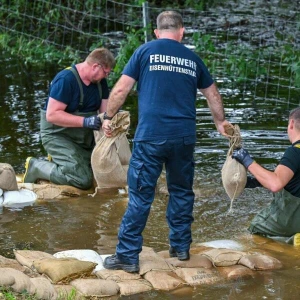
[0,0,299,106]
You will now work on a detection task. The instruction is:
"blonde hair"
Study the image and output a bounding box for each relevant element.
[86,48,115,69]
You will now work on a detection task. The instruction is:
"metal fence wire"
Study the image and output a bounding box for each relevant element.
[0,0,299,106]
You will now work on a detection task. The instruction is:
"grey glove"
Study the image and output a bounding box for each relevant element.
[83,115,101,130]
[232,147,254,169]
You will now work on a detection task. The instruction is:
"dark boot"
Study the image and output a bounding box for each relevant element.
[169,247,190,261]
[23,157,55,183]
[104,254,139,273]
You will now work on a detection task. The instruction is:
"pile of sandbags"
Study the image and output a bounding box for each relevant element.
[0,245,283,299]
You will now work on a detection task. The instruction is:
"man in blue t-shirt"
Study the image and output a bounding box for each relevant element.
[232,107,300,243]
[23,48,115,189]
[102,11,231,273]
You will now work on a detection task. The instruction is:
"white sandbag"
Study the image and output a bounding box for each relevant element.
[3,189,37,208]
[198,240,244,251]
[0,188,3,196]
[53,249,104,272]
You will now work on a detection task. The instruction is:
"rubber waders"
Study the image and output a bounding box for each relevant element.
[23,157,55,183]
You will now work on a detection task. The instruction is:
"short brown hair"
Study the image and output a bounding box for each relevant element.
[156,11,183,31]
[86,48,115,69]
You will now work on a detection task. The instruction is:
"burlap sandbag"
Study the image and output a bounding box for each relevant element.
[139,247,173,275]
[143,270,184,291]
[17,183,90,199]
[33,257,97,284]
[201,248,246,267]
[238,254,282,270]
[0,254,25,272]
[218,265,255,280]
[90,111,131,195]
[175,268,223,286]
[221,124,247,211]
[96,269,141,281]
[0,268,33,293]
[117,279,152,296]
[70,278,120,297]
[0,163,18,191]
[14,249,54,269]
[29,277,58,299]
[54,284,84,300]
[166,254,213,269]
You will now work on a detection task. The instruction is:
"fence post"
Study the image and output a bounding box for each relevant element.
[142,2,150,43]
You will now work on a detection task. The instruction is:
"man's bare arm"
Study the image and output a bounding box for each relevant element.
[200,83,231,136]
[248,163,294,192]
[106,75,136,117]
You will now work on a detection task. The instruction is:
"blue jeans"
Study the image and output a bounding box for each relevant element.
[116,137,195,264]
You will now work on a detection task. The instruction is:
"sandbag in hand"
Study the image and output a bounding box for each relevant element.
[83,115,101,130]
[232,147,254,169]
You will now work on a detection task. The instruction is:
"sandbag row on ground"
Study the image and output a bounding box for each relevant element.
[0,245,282,299]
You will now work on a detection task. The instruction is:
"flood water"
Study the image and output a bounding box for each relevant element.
[1,12,300,299]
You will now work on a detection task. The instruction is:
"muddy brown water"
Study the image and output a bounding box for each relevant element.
[1,4,300,296]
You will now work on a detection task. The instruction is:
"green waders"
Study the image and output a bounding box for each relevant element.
[248,189,300,242]
[39,66,102,190]
[40,110,96,190]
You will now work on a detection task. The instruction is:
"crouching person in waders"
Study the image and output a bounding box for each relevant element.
[23,48,115,190]
[232,107,300,245]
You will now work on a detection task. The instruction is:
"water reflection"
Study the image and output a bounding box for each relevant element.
[0,51,299,299]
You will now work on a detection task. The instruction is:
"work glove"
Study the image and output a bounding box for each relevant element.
[83,115,101,130]
[245,176,262,188]
[232,147,254,169]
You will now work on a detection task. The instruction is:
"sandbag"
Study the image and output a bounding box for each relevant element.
[33,257,97,284]
[238,254,282,270]
[0,163,18,191]
[175,268,223,286]
[17,183,90,199]
[54,284,83,300]
[117,279,152,296]
[53,249,104,272]
[0,268,32,293]
[3,189,37,207]
[218,265,255,280]
[90,111,131,195]
[14,250,54,269]
[96,269,141,281]
[201,248,246,267]
[166,254,213,269]
[143,270,184,291]
[139,247,173,275]
[221,124,247,211]
[29,277,57,300]
[70,278,120,297]
[0,255,25,272]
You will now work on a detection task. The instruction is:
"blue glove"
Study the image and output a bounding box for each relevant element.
[232,147,254,169]
[83,115,101,130]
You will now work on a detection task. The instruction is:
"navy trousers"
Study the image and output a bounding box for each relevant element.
[116,137,195,264]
